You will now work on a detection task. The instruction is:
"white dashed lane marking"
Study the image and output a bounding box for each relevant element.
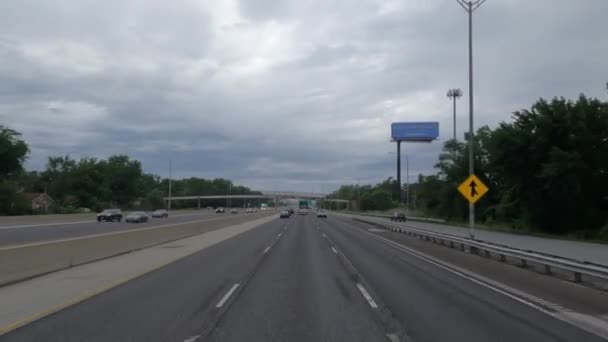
[263,246,271,254]
[356,283,378,309]
[331,247,338,254]
[216,283,240,308]
[183,335,200,342]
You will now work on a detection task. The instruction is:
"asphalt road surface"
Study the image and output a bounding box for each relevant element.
[0,211,229,246]
[1,214,604,342]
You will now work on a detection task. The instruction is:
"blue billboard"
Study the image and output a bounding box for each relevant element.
[391,122,439,142]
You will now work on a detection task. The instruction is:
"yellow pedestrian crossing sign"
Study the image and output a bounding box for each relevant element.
[457,174,489,204]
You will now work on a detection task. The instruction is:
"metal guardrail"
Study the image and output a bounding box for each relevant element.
[342,211,446,224]
[349,215,608,283]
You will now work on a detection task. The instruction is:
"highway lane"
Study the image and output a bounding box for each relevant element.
[1,214,604,341]
[208,213,388,342]
[0,211,241,246]
[319,215,605,342]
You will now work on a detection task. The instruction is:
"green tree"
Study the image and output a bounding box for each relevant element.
[488,95,608,234]
[104,155,143,205]
[0,125,29,178]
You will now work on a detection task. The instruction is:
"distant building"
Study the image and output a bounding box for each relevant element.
[25,193,54,212]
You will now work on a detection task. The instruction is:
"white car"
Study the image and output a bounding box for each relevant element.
[316,210,327,218]
[151,209,168,218]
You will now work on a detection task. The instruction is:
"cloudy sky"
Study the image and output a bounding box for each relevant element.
[0,0,606,192]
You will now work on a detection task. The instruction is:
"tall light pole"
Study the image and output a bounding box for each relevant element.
[447,88,463,144]
[405,155,409,217]
[457,0,487,239]
[168,159,172,212]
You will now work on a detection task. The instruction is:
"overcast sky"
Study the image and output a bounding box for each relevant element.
[0,0,606,192]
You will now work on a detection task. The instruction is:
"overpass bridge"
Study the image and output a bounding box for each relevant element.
[163,190,349,209]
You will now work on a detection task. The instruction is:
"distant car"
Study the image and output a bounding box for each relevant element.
[316,210,327,218]
[216,208,225,213]
[206,206,214,210]
[230,209,238,214]
[298,208,309,215]
[126,211,149,223]
[151,209,168,218]
[97,209,123,222]
[280,210,290,218]
[390,212,407,222]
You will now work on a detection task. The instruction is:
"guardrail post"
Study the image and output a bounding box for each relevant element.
[544,265,552,275]
[520,259,527,268]
[484,250,491,258]
[499,254,506,262]
[461,243,465,251]
[469,246,479,255]
[449,241,455,248]
[574,272,582,283]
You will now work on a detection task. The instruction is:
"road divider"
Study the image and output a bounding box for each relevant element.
[0,213,274,287]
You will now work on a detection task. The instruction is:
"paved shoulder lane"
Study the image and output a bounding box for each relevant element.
[319,216,605,342]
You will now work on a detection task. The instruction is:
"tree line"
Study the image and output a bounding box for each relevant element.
[332,92,608,239]
[0,128,259,214]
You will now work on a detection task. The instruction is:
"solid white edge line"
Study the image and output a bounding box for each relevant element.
[331,247,338,254]
[357,283,378,309]
[263,246,271,254]
[0,220,94,230]
[216,283,240,308]
[365,231,608,340]
[368,233,549,313]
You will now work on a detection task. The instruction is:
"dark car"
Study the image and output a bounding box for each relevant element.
[126,211,149,223]
[151,209,168,218]
[390,212,407,222]
[97,209,123,222]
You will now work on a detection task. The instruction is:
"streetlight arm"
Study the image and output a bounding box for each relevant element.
[456,0,468,11]
[472,0,487,11]
[457,0,487,12]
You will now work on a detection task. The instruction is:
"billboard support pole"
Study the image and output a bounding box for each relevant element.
[397,141,402,206]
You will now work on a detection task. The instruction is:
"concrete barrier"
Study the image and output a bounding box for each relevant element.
[0,213,274,286]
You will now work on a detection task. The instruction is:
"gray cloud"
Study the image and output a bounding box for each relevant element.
[0,0,606,192]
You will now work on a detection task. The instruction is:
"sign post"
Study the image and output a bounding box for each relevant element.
[457,174,488,239]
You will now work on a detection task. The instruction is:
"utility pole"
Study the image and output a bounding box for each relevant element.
[456,0,486,239]
[356,178,361,211]
[447,88,463,146]
[168,159,172,212]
